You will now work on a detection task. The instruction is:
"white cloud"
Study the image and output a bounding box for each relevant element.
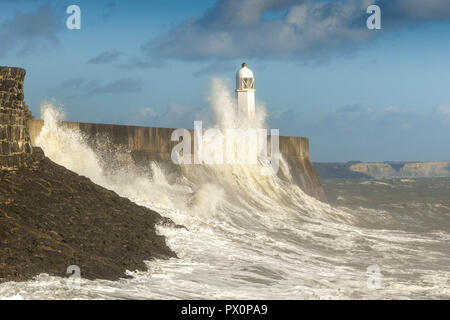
[139,107,159,118]
[86,78,143,96]
[0,4,61,58]
[128,103,214,129]
[435,104,450,124]
[141,0,450,63]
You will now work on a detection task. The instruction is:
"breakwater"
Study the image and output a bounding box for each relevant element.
[29,120,326,201]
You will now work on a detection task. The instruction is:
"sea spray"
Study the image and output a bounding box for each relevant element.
[36,102,105,185]
[3,80,448,299]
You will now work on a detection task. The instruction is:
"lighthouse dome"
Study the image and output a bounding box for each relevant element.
[237,65,254,79]
[236,63,255,91]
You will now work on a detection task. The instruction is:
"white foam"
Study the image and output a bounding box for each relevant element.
[1,81,448,300]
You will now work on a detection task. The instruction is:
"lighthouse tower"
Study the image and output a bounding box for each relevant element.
[236,63,255,120]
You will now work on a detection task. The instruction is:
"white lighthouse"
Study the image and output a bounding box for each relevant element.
[236,63,255,120]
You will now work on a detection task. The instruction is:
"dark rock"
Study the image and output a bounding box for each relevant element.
[0,156,177,282]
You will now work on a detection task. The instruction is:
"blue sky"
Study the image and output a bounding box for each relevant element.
[1,0,449,162]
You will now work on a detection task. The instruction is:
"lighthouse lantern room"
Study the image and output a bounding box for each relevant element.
[236,63,255,120]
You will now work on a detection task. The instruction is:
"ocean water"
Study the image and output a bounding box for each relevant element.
[1,80,449,300]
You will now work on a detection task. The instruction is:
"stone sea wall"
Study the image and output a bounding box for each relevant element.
[0,67,33,169]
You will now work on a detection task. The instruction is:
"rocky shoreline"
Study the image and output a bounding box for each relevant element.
[0,152,177,282]
[0,66,177,283]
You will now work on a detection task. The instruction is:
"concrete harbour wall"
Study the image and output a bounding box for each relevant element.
[29,119,326,201]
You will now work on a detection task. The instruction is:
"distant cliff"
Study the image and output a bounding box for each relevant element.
[349,162,450,179]
[315,161,450,180]
[314,162,371,180]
